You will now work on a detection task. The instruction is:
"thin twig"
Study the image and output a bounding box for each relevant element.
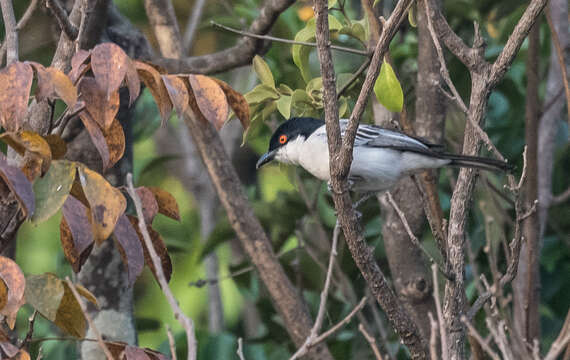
[236,338,246,360]
[182,0,206,54]
[313,297,367,345]
[386,192,453,280]
[544,309,570,360]
[0,0,18,65]
[461,316,501,360]
[427,312,439,360]
[337,57,372,99]
[75,0,88,52]
[0,0,39,65]
[21,310,38,348]
[166,325,177,360]
[290,221,341,360]
[358,323,383,360]
[552,186,570,206]
[126,173,197,360]
[64,277,113,360]
[431,264,448,360]
[545,10,570,131]
[211,21,369,56]
[46,0,79,40]
[55,101,86,137]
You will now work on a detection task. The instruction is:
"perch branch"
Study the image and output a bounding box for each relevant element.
[0,0,18,65]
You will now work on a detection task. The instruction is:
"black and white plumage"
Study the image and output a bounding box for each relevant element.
[256,117,512,193]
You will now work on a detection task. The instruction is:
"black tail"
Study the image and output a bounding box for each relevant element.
[442,153,514,172]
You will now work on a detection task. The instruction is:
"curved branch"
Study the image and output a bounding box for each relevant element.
[154,0,295,74]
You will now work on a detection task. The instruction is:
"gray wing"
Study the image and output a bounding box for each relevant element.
[339,119,442,154]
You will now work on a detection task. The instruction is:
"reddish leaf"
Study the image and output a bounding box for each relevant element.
[69,50,91,84]
[214,78,250,130]
[77,165,126,243]
[79,110,110,170]
[147,186,180,221]
[128,216,172,283]
[0,256,25,328]
[134,61,172,124]
[105,342,166,360]
[91,43,130,98]
[0,341,19,358]
[135,187,159,224]
[29,62,77,107]
[61,196,94,272]
[113,215,144,287]
[104,118,126,169]
[43,134,67,159]
[188,74,229,130]
[0,158,35,219]
[78,77,120,131]
[0,62,33,131]
[123,345,152,360]
[161,75,189,118]
[125,59,141,106]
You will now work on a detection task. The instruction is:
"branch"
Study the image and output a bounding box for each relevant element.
[154,0,296,74]
[182,0,206,54]
[0,0,39,66]
[0,0,18,65]
[126,174,197,360]
[427,313,438,360]
[430,264,448,360]
[385,192,452,280]
[237,338,246,360]
[46,0,79,40]
[166,325,177,360]
[314,0,428,357]
[64,278,113,360]
[545,10,570,130]
[212,21,369,56]
[359,323,384,360]
[461,316,501,360]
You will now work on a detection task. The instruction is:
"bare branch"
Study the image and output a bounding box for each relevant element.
[64,277,113,360]
[126,173,197,360]
[337,57,371,99]
[46,0,79,40]
[182,0,206,54]
[166,325,177,360]
[0,0,39,65]
[359,323,384,360]
[427,313,438,360]
[0,0,18,65]
[313,297,367,345]
[212,21,369,56]
[237,338,246,360]
[431,264,448,360]
[386,192,452,279]
[552,187,570,205]
[461,316,501,360]
[546,11,570,131]
[544,310,570,360]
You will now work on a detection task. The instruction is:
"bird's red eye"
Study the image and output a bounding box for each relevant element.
[279,135,287,144]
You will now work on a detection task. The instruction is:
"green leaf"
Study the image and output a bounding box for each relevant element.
[292,16,343,82]
[244,84,280,104]
[408,4,417,27]
[373,0,382,7]
[339,22,367,43]
[305,77,323,99]
[339,96,348,117]
[278,84,293,96]
[277,95,292,119]
[32,160,76,223]
[373,60,404,112]
[252,55,275,87]
[328,0,338,8]
[290,89,318,117]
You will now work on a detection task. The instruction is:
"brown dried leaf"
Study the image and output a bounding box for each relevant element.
[0,62,33,131]
[43,134,67,159]
[123,345,152,360]
[75,283,98,307]
[134,61,172,125]
[61,197,94,273]
[11,349,31,360]
[214,78,250,130]
[161,75,189,118]
[20,152,43,181]
[24,273,64,321]
[79,110,110,170]
[0,257,25,327]
[128,216,172,283]
[32,160,76,224]
[77,165,126,243]
[29,62,77,107]
[69,50,91,84]
[147,186,180,221]
[0,158,35,219]
[0,131,52,175]
[78,77,120,131]
[188,74,229,130]
[0,278,7,311]
[104,118,125,169]
[113,215,144,287]
[57,281,87,337]
[125,59,141,106]
[91,43,130,98]
[135,187,159,224]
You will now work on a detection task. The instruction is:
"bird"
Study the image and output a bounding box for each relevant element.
[256,117,513,193]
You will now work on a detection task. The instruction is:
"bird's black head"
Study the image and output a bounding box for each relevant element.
[256,117,324,169]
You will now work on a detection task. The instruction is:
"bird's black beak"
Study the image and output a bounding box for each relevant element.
[256,149,277,169]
